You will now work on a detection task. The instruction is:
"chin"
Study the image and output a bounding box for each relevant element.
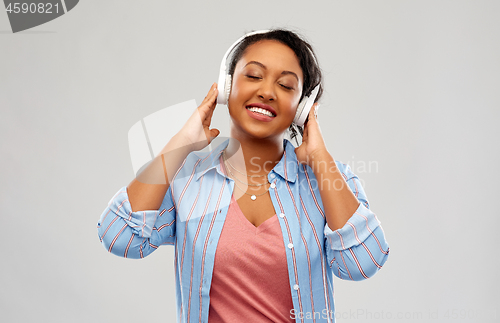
[245,127,286,142]
[230,115,289,141]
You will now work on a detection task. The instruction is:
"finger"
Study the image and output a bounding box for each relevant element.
[205,128,220,145]
[302,122,309,141]
[204,91,220,126]
[209,128,220,141]
[205,88,219,116]
[309,103,319,121]
[203,86,218,110]
[201,84,213,104]
[199,87,218,118]
[209,86,218,106]
[201,83,217,105]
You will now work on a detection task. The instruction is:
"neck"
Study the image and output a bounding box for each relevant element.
[224,136,284,177]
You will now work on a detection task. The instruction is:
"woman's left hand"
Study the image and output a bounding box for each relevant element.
[295,103,329,166]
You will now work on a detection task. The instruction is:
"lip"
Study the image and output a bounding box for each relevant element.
[246,103,277,117]
[246,108,274,122]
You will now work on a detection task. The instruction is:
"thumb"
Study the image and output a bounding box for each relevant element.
[208,128,220,142]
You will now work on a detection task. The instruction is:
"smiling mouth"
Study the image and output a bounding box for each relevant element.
[246,106,276,117]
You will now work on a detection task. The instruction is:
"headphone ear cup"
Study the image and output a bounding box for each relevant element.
[224,75,232,104]
[293,85,320,127]
[217,75,231,105]
[293,97,309,127]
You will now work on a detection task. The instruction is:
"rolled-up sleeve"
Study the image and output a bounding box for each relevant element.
[97,186,176,259]
[324,163,390,281]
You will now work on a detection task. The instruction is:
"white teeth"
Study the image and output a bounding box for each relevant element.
[247,107,275,117]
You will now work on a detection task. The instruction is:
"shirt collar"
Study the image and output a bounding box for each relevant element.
[195,139,229,181]
[272,139,298,183]
[194,139,298,183]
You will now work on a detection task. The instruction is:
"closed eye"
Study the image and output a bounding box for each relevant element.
[246,75,261,80]
[280,84,294,90]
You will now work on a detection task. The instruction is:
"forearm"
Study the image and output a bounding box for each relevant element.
[310,149,360,231]
[127,134,196,212]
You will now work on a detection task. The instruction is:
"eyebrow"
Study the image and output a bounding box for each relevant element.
[244,61,299,82]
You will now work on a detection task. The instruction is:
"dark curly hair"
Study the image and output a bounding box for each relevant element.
[228,29,323,104]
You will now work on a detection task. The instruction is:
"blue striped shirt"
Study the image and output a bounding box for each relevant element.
[97,139,390,323]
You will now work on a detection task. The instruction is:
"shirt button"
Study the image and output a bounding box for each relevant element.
[279,213,285,218]
[270,182,276,189]
[288,243,294,249]
[293,284,299,290]
[270,173,275,179]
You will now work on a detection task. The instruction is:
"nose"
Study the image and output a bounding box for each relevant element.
[257,80,276,102]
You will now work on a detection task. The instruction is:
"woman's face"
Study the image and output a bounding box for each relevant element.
[228,40,303,141]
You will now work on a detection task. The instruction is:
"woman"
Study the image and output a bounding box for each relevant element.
[98,29,389,323]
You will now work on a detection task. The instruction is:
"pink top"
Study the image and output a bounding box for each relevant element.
[208,195,295,323]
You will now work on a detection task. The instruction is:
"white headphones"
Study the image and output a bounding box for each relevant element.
[217,30,320,127]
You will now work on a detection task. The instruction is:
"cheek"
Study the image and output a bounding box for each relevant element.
[286,96,301,115]
[228,78,244,104]
[226,79,238,109]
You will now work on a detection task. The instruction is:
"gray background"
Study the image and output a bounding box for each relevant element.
[1,0,499,322]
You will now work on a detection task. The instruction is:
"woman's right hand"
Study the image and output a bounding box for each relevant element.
[174,83,220,151]
[129,83,220,211]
